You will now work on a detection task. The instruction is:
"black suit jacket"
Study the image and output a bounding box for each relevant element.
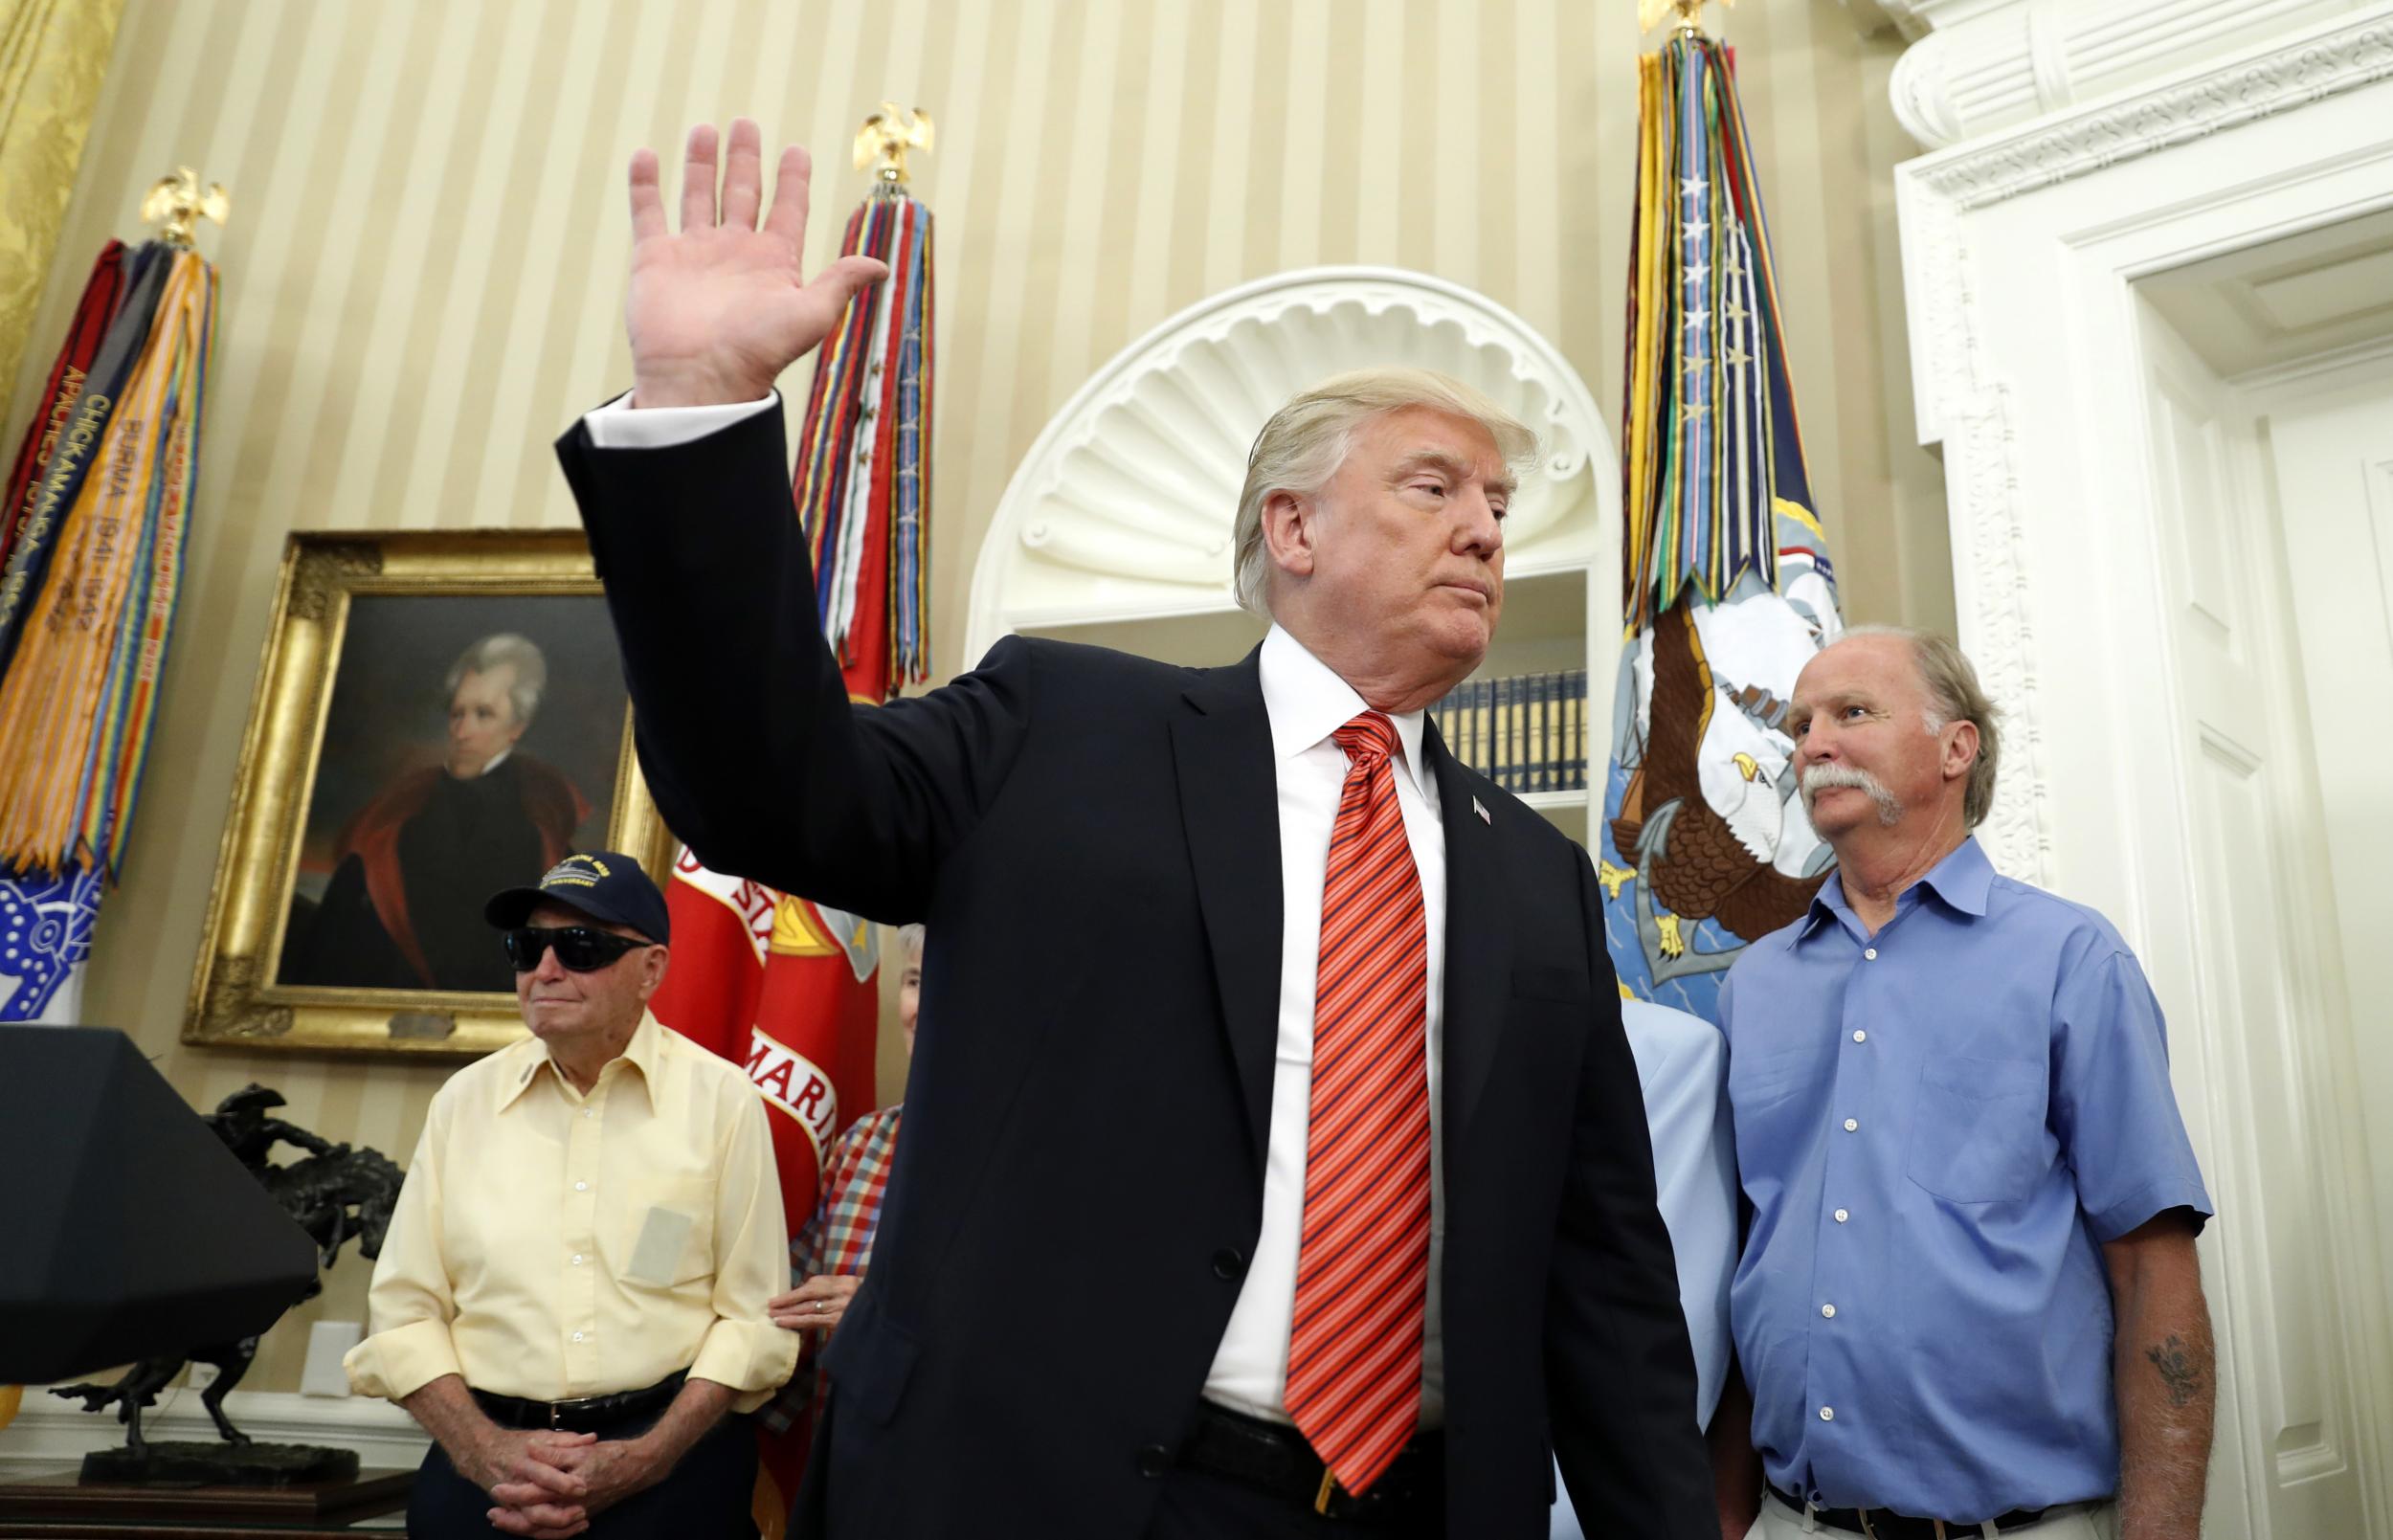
[558,406,1711,1539]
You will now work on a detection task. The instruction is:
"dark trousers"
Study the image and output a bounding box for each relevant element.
[408,1411,758,1540]
[1144,1462,1446,1540]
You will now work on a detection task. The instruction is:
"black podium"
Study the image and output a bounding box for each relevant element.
[0,1024,318,1383]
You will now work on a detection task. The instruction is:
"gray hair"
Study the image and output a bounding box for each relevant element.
[445,634,548,728]
[1230,368,1540,615]
[1841,624,2002,829]
[896,923,925,960]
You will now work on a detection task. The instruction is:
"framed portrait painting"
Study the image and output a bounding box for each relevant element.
[184,531,674,1058]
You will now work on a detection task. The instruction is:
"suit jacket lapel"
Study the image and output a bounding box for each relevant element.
[1429,719,1509,1152]
[1172,649,1283,1184]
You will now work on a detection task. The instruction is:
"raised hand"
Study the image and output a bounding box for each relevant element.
[625,119,890,409]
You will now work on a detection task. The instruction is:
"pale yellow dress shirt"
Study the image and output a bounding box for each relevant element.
[344,1011,797,1413]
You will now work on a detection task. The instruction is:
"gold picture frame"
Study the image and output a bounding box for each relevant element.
[183,530,673,1059]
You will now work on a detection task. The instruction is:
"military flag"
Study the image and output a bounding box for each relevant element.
[3,243,128,578]
[636,107,936,1533]
[1599,17,1845,1021]
[0,190,220,1022]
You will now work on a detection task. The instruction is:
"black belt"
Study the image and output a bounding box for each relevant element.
[1769,1482,2053,1538]
[1179,1401,1443,1525]
[473,1372,686,1433]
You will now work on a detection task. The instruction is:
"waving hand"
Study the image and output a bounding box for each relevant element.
[625,119,889,409]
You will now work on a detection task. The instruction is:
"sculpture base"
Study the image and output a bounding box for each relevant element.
[78,1440,360,1487]
[0,1465,410,1531]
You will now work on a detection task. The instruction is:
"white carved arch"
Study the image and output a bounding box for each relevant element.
[965,267,1617,664]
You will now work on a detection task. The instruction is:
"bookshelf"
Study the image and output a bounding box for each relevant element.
[967,268,1621,849]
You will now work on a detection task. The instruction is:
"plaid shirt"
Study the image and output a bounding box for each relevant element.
[760,1104,904,1434]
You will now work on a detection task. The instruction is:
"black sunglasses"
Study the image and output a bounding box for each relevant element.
[503,926,660,974]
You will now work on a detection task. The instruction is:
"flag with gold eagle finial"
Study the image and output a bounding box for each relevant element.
[0,238,211,1022]
[639,113,934,1535]
[1597,26,1845,1024]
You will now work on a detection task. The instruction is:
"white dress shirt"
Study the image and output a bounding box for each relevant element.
[578,395,1453,1426]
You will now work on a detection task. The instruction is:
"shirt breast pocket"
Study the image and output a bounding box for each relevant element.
[601,1175,716,1289]
[1905,1055,2048,1204]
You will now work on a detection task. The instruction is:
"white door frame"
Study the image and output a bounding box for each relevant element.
[1895,11,2393,1537]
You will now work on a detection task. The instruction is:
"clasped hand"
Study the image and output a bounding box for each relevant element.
[473,1426,660,1539]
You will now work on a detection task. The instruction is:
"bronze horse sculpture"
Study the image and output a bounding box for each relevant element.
[50,1088,404,1454]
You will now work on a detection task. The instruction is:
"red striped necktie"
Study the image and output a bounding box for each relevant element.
[1284,709,1431,1499]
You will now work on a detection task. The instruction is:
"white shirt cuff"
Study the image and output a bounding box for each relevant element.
[582,390,778,449]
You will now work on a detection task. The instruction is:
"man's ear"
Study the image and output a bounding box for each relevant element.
[637,944,670,1003]
[1260,488,1318,582]
[1941,719,1979,785]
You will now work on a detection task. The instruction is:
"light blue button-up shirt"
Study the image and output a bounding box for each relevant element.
[1718,837,2212,1522]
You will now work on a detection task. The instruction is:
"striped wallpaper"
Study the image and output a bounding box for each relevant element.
[3,0,1948,1392]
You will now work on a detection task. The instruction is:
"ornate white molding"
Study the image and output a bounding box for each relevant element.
[1890,0,2379,152]
[1894,181,2050,882]
[0,1389,426,1475]
[965,267,1615,663]
[1895,10,2393,885]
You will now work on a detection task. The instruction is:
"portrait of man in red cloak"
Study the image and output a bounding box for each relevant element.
[280,613,621,994]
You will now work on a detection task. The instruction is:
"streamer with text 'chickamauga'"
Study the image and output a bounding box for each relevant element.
[1599,6,1844,1023]
[0,172,224,1023]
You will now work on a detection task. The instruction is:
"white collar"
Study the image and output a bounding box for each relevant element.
[1258,625,1434,801]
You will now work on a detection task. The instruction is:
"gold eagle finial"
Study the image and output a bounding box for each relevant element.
[854,103,934,192]
[1639,0,1733,35]
[141,167,230,248]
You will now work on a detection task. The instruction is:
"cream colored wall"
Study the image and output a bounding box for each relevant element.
[2,0,1948,1395]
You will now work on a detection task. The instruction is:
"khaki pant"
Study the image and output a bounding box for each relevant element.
[1744,1490,2118,1540]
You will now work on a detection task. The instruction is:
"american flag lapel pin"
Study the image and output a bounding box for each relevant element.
[1472,796,1490,825]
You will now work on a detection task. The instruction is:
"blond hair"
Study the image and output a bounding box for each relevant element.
[1230,368,1539,615]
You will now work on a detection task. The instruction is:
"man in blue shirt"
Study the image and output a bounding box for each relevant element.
[1711,628,2215,1540]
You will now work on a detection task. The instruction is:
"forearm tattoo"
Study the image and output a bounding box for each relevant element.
[2144,1334,2204,1410]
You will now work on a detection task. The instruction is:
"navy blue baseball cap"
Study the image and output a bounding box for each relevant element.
[484,851,671,943]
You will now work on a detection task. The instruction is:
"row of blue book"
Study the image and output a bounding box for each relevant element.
[1431,670,1589,793]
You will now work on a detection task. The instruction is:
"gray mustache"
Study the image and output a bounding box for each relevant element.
[1800,763,1903,827]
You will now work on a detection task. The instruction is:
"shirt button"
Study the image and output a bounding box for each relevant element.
[571,1331,585,1343]
[1864,948,1878,960]
[1834,1208,1850,1222]
[1822,1304,1837,1319]
[574,1181,589,1192]
[1843,1118,1859,1132]
[1852,1030,1867,1043]
[583,1108,594,1119]
[571,1254,585,1265]
[1820,1406,1835,1422]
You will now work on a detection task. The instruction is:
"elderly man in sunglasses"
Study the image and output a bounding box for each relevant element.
[347,850,797,1539]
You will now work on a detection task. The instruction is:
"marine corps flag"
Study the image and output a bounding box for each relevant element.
[1599,16,1844,1022]
[0,178,218,1025]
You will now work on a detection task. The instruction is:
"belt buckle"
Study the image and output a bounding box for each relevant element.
[546,1392,606,1429]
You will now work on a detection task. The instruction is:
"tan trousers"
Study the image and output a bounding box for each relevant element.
[1744,1490,2118,1540]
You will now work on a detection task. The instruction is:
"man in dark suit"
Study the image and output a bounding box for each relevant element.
[556,119,1711,1540]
